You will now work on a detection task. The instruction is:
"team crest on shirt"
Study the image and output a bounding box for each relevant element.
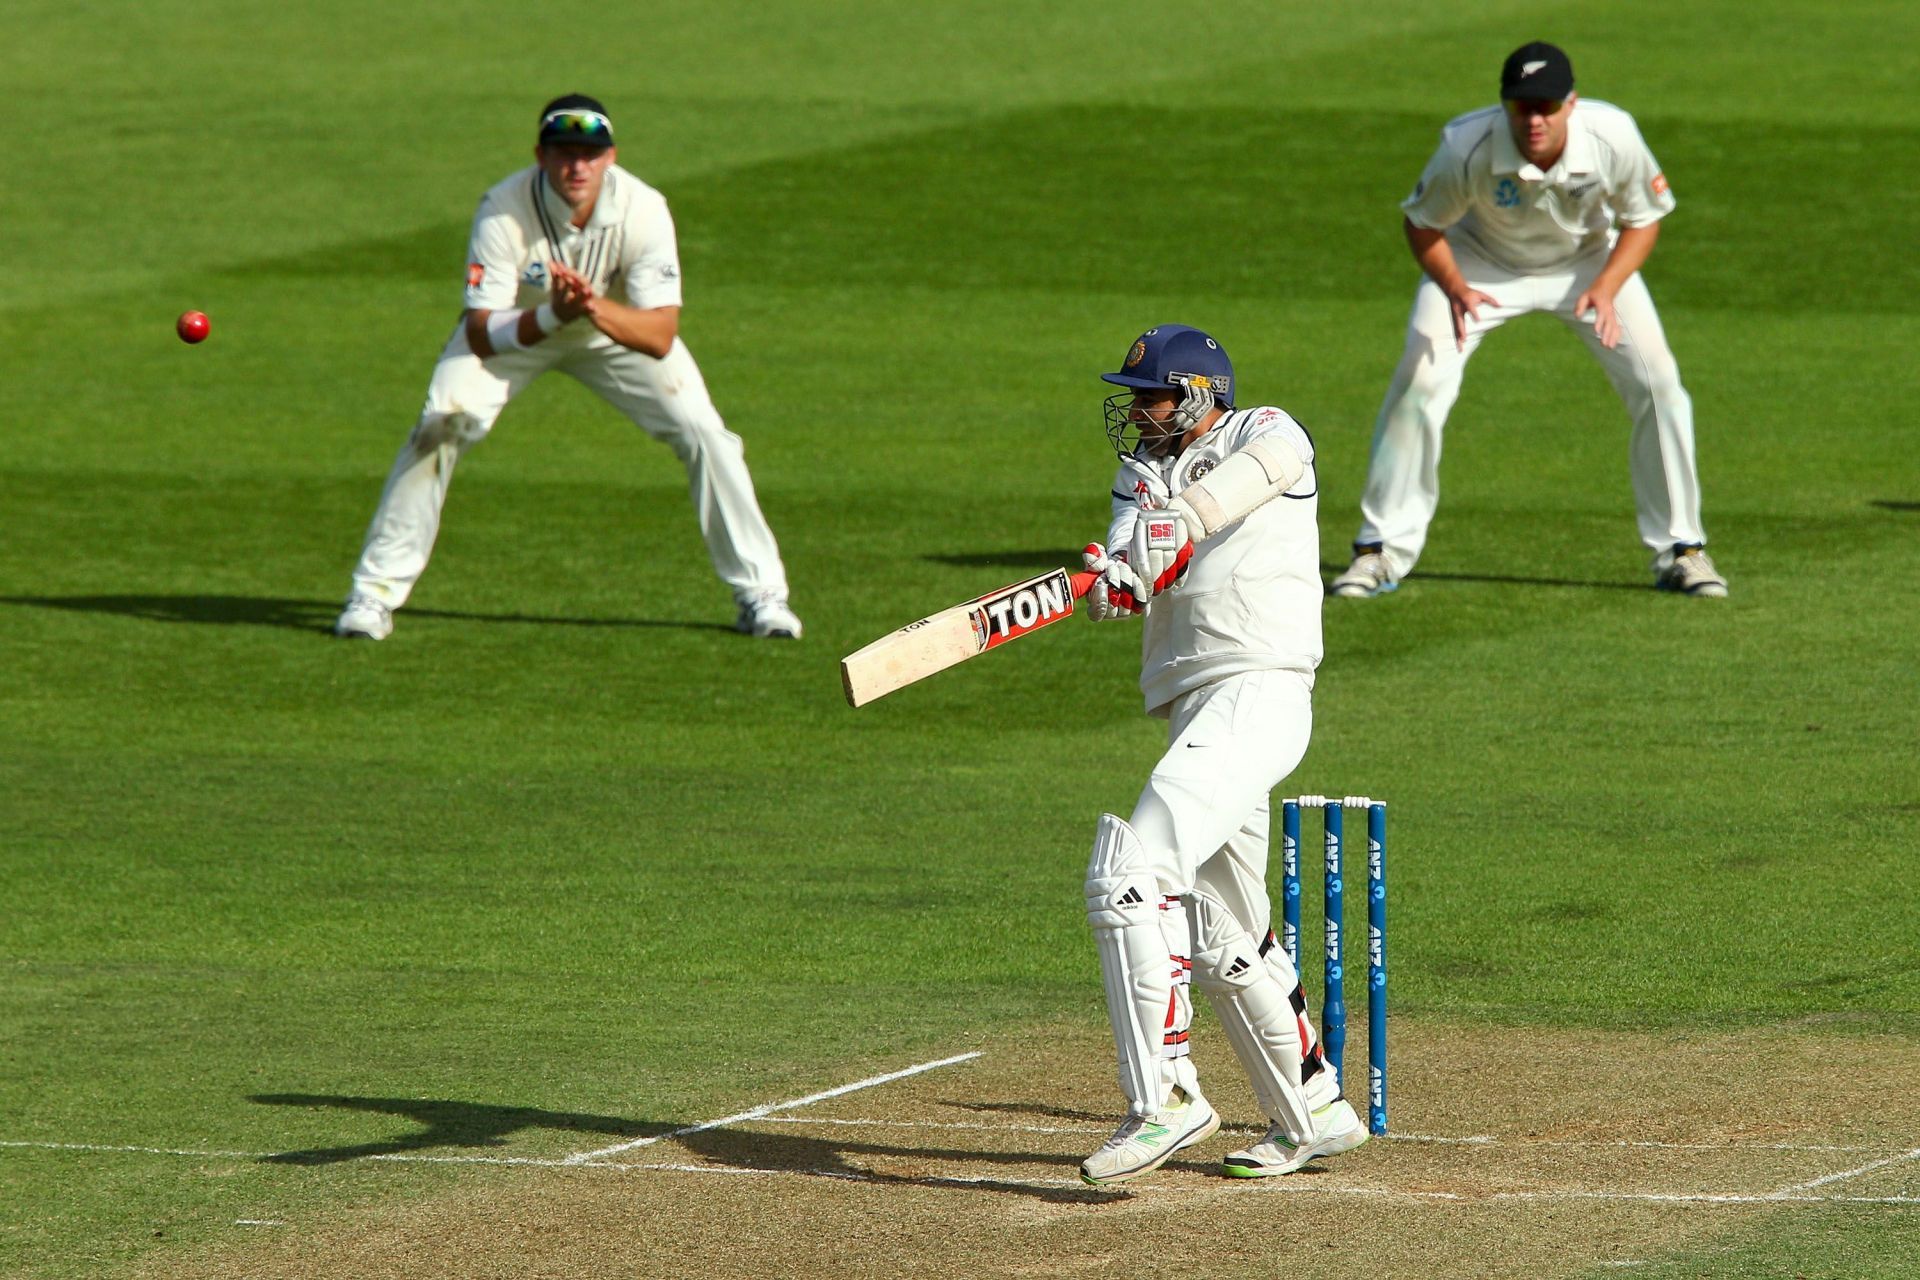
[1185,458,1217,486]
[1494,178,1521,208]
[522,262,548,288]
[466,263,484,287]
[1126,341,1146,368]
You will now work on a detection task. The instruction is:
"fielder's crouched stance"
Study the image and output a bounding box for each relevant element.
[334,94,800,642]
[1079,325,1367,1186]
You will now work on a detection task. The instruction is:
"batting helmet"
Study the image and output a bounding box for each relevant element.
[1102,325,1234,456]
[1101,325,1235,406]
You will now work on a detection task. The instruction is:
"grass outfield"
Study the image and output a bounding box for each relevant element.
[4,2,1918,1276]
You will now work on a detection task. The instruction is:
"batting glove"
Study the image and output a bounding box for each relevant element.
[1128,506,1193,596]
[1082,544,1147,620]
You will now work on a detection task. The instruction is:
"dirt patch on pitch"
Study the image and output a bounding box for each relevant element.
[139,1019,1920,1280]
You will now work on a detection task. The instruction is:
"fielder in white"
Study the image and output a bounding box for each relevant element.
[1077,325,1367,1186]
[334,94,801,641]
[1331,42,1728,599]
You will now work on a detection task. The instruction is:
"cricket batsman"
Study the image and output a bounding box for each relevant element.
[333,94,801,641]
[1077,325,1366,1185]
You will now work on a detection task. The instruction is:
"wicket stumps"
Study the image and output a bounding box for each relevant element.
[1281,796,1387,1135]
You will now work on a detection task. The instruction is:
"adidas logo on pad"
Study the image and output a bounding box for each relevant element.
[1117,887,1146,907]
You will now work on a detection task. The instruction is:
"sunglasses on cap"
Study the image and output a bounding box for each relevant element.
[1503,98,1567,118]
[539,109,614,146]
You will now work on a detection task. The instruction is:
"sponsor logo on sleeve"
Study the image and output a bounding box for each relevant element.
[1651,172,1669,195]
[466,264,484,287]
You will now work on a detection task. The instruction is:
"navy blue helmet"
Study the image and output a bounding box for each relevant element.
[1102,325,1234,456]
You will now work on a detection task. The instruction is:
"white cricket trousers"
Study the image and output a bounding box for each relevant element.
[1355,247,1708,577]
[1130,668,1319,1059]
[348,329,789,608]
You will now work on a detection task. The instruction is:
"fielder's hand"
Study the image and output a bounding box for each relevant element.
[548,262,596,322]
[1128,507,1192,596]
[1081,544,1146,620]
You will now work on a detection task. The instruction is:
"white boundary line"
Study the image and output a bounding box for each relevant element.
[561,1051,983,1165]
[6,1137,1918,1206]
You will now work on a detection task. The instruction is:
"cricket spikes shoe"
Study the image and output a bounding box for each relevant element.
[334,594,393,640]
[1655,546,1729,598]
[736,591,803,639]
[1329,547,1399,598]
[1221,1098,1369,1178]
[1079,1088,1220,1186]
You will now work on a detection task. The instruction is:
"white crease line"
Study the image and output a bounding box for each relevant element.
[561,1051,984,1165]
[0,1139,260,1160]
[1770,1145,1920,1195]
[748,1117,1888,1155]
[8,1138,1918,1205]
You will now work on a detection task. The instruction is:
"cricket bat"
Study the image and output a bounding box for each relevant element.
[841,567,1099,707]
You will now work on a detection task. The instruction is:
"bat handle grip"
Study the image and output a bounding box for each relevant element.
[1068,570,1099,599]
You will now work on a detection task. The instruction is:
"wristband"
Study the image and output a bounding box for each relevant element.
[482,304,564,353]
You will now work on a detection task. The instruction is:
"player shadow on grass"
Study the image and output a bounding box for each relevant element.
[250,1094,671,1165]
[0,595,737,634]
[676,1125,1134,1205]
[922,550,1078,574]
[249,1093,1139,1202]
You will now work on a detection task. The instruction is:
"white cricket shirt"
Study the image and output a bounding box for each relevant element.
[460,164,684,344]
[1106,406,1322,716]
[1402,99,1676,273]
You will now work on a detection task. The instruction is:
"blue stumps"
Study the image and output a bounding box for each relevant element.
[1281,801,1302,969]
[1367,801,1387,1136]
[1322,801,1346,1087]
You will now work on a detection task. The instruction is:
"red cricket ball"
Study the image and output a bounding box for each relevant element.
[176,311,210,344]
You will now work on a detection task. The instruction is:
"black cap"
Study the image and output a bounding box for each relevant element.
[1500,42,1574,101]
[537,93,614,147]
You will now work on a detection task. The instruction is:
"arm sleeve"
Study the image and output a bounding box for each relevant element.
[1400,137,1474,231]
[462,198,523,310]
[1605,119,1677,228]
[622,194,686,310]
[1166,408,1314,539]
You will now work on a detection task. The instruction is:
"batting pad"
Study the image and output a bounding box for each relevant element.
[1085,813,1176,1115]
[1191,890,1315,1141]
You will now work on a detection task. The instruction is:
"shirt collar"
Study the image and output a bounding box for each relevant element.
[1490,104,1594,181]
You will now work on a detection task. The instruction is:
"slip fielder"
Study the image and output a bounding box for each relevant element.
[334,94,801,641]
[1077,325,1366,1185]
[1331,42,1728,599]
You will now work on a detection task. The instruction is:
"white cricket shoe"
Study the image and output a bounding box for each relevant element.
[1220,1097,1368,1178]
[334,594,393,640]
[1329,547,1398,598]
[736,592,803,639]
[1079,1088,1220,1186]
[1655,547,1728,598]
